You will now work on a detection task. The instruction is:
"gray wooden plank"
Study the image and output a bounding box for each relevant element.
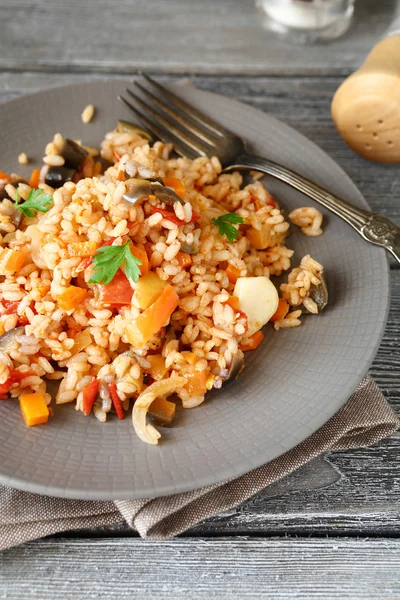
[1,72,400,223]
[1,538,400,599]
[0,0,396,76]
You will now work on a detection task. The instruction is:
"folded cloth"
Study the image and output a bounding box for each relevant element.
[1,376,398,551]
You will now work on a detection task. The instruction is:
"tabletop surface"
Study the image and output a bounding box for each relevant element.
[1,1,400,598]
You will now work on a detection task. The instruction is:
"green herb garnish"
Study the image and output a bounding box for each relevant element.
[88,242,142,285]
[15,188,53,218]
[211,213,244,243]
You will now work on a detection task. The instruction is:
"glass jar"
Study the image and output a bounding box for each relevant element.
[257,0,355,43]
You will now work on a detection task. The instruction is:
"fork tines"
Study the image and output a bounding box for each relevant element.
[118,73,229,159]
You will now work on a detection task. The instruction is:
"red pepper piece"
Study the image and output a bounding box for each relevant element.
[108,382,125,420]
[0,369,35,396]
[82,379,100,416]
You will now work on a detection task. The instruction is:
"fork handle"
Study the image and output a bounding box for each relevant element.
[227,153,400,264]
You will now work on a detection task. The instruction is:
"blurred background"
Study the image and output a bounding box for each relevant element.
[1,0,398,83]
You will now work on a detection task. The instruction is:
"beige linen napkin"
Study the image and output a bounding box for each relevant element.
[0,376,398,551]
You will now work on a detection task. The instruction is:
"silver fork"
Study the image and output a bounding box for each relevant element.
[118,74,400,264]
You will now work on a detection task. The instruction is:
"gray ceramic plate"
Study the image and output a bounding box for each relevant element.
[0,80,389,500]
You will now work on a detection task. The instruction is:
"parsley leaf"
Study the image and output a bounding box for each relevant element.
[88,242,142,285]
[211,213,244,243]
[15,188,53,218]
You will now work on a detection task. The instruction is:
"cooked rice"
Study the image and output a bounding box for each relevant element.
[18,153,29,165]
[289,206,323,237]
[81,104,95,124]
[0,125,325,444]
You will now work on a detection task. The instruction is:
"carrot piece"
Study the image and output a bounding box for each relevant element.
[37,284,50,297]
[226,295,240,310]
[126,285,179,348]
[0,248,30,273]
[144,354,168,380]
[181,351,197,366]
[129,243,149,276]
[270,298,289,323]
[117,170,126,181]
[57,286,88,311]
[176,252,192,269]
[29,169,40,189]
[68,241,98,258]
[225,264,241,284]
[184,371,210,397]
[0,171,12,184]
[82,379,99,416]
[148,396,176,424]
[108,382,125,419]
[19,392,49,426]
[239,330,264,351]
[164,176,186,200]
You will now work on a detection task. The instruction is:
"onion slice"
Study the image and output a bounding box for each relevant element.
[132,376,187,444]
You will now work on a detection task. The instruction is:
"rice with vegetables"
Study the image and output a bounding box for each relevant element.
[0,122,326,444]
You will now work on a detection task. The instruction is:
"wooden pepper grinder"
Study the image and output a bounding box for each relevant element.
[331,17,400,163]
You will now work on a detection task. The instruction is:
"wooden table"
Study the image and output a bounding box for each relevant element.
[1,1,400,597]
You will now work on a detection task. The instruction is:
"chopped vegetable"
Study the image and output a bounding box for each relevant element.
[239,330,264,351]
[126,285,179,348]
[150,205,201,225]
[148,396,176,425]
[68,241,98,258]
[117,120,153,141]
[82,379,99,415]
[234,276,279,336]
[132,376,187,444]
[88,241,142,285]
[226,295,240,310]
[60,139,88,169]
[176,252,192,269]
[0,369,34,396]
[224,353,245,383]
[225,263,241,284]
[270,298,290,323]
[108,382,125,419]
[164,176,186,200]
[134,271,168,309]
[0,171,12,184]
[212,213,244,243]
[180,242,198,254]
[181,351,197,365]
[0,248,30,274]
[19,392,49,427]
[15,188,52,218]
[246,224,286,250]
[100,270,133,306]
[144,354,168,380]
[184,371,210,397]
[129,244,149,276]
[57,285,88,311]
[123,180,184,207]
[71,329,92,355]
[45,166,75,188]
[29,169,40,189]
[0,327,25,353]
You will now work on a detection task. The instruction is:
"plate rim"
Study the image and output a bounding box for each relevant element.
[0,78,390,500]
